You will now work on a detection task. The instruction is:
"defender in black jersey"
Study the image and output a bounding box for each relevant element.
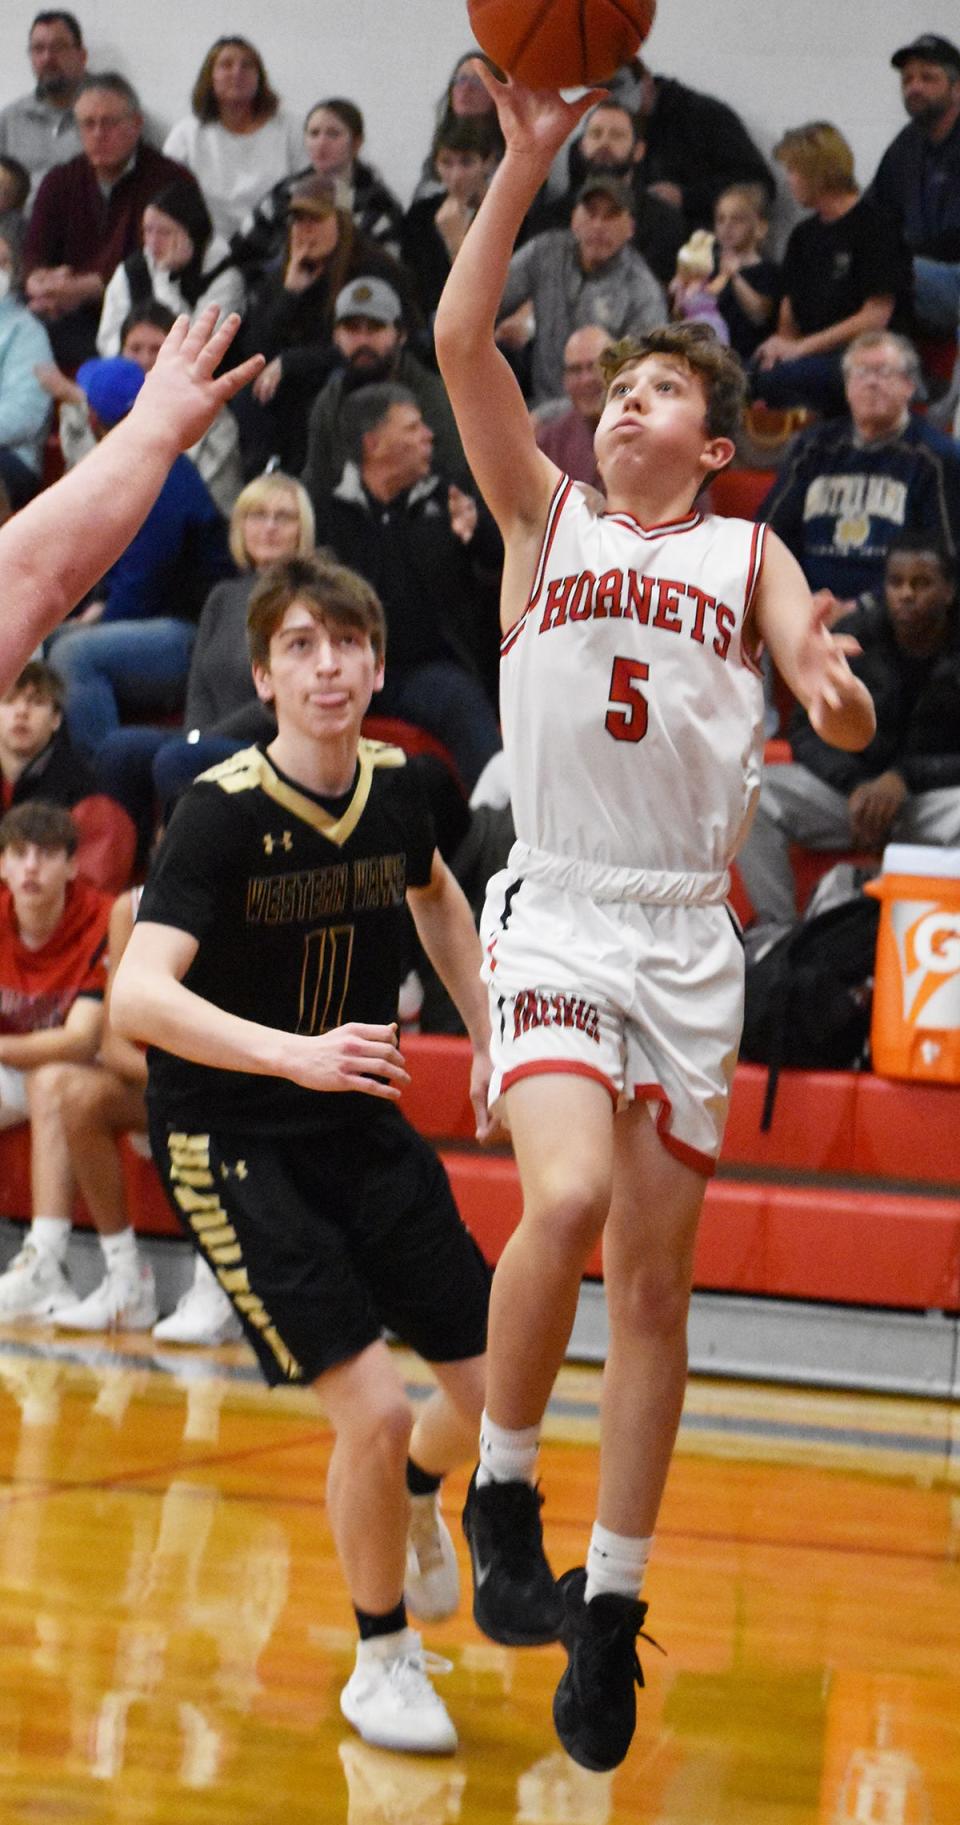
[112,555,496,1756]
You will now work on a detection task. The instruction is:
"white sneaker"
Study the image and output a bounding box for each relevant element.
[0,1242,74,1320]
[340,1629,457,1755]
[405,1493,459,1622]
[54,1263,158,1333]
[152,1269,241,1346]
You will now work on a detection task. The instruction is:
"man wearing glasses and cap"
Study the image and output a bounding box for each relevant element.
[301,276,469,501]
[867,34,960,334]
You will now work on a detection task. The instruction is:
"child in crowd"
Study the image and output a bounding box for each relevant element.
[707,184,779,361]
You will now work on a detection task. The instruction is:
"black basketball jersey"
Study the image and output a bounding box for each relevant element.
[139,741,435,1133]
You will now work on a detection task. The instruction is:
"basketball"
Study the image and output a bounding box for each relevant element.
[467,0,656,89]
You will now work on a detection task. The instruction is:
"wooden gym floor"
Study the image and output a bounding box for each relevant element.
[0,1326,956,1824]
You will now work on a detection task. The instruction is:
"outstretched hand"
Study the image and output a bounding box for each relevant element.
[468,57,607,164]
[132,306,265,454]
[798,593,875,751]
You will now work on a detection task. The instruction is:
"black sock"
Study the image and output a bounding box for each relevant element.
[406,1457,443,1497]
[354,1599,407,1642]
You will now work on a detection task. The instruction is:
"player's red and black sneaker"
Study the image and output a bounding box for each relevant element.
[461,1467,563,1646]
[552,1566,663,1770]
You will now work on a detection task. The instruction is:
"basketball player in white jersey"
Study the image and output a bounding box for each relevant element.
[434,68,876,1773]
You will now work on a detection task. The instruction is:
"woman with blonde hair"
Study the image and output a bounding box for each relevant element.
[752,120,909,414]
[94,472,314,857]
[164,37,301,241]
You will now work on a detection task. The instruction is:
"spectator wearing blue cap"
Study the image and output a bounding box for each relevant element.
[48,354,233,755]
[867,34,960,334]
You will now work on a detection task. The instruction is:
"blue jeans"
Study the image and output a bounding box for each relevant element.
[50,619,196,755]
[913,257,960,335]
[750,351,847,416]
[375,661,501,792]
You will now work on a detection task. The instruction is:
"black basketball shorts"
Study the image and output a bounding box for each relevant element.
[148,1108,491,1388]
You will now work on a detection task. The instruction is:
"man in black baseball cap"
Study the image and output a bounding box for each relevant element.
[890,35,960,76]
[867,33,960,333]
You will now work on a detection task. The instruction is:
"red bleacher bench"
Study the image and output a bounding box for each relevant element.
[3,1041,958,1314]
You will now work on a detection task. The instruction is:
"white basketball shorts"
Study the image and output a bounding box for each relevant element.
[480,866,745,1176]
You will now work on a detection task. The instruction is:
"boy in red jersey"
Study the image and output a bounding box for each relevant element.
[434,68,876,1772]
[0,800,111,1318]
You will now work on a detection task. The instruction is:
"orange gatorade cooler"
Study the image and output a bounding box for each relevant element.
[865,844,960,1082]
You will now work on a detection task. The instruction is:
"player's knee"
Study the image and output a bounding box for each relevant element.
[59,1068,106,1134]
[342,1395,413,1472]
[526,1172,609,1261]
[608,1258,692,1342]
[25,1060,76,1115]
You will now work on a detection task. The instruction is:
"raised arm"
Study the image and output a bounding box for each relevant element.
[753,531,876,752]
[433,66,599,543]
[0,307,264,690]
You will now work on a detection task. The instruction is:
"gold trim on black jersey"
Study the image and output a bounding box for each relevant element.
[198,740,406,849]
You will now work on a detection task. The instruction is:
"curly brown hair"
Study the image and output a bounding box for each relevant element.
[599,322,747,443]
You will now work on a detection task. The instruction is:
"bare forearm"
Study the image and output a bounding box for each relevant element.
[729,271,772,324]
[411,878,490,1052]
[111,962,294,1079]
[0,1024,101,1069]
[0,413,179,673]
[797,299,892,358]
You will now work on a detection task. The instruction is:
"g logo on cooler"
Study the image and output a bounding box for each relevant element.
[911,911,960,976]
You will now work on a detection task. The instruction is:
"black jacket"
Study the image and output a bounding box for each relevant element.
[790,593,960,795]
[640,77,774,227]
[312,465,500,676]
[6,725,98,810]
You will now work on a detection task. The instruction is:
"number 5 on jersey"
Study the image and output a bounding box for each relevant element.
[605,656,649,743]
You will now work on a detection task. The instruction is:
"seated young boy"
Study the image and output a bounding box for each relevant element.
[0,801,112,1317]
[0,660,135,890]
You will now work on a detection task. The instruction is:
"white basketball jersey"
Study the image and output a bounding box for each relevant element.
[500,478,768,878]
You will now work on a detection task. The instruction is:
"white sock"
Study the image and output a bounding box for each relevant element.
[584,1522,652,1603]
[476,1410,540,1487]
[100,1228,139,1272]
[29,1217,71,1261]
[356,1625,418,1662]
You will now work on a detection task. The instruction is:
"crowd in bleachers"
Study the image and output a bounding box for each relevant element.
[0,11,959,1341]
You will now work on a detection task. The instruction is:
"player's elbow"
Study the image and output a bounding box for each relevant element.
[434,298,484,377]
[108,963,147,1044]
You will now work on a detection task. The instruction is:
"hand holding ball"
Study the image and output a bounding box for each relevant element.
[467,0,656,89]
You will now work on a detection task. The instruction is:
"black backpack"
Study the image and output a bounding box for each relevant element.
[740,884,880,1129]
